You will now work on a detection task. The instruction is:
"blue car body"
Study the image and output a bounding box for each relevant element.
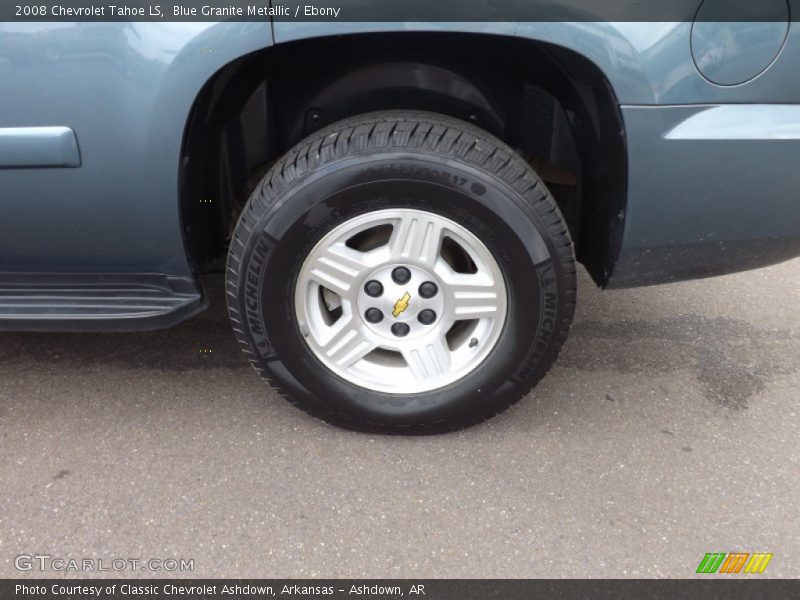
[1,8,799,331]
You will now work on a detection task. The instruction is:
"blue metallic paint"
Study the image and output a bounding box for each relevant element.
[665,105,800,140]
[610,104,800,286]
[0,21,272,273]
[1,15,800,328]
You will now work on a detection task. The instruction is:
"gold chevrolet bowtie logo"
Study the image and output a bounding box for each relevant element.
[392,292,411,318]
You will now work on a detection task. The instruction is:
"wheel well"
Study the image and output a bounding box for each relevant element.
[180,32,626,286]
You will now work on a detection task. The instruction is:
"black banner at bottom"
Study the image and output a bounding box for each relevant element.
[2,579,798,600]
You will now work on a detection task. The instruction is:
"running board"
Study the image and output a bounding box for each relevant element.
[0,273,205,332]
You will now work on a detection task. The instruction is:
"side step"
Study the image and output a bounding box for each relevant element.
[0,273,205,332]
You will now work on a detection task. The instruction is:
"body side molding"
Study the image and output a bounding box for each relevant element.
[0,126,81,168]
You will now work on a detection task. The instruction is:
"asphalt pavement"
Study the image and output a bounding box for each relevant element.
[1,260,798,578]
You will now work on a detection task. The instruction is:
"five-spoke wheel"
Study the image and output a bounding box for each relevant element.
[295,209,507,394]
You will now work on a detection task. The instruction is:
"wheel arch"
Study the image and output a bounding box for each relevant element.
[180,31,627,286]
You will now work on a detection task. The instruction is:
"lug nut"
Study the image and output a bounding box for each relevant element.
[418,281,438,299]
[364,280,383,297]
[365,308,384,323]
[391,267,411,284]
[418,309,437,325]
[391,322,410,337]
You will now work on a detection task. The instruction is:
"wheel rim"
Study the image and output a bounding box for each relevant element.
[294,208,508,394]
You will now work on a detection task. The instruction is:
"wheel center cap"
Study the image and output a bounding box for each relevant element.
[357,264,445,341]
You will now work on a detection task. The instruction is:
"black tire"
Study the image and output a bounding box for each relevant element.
[226,110,576,434]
